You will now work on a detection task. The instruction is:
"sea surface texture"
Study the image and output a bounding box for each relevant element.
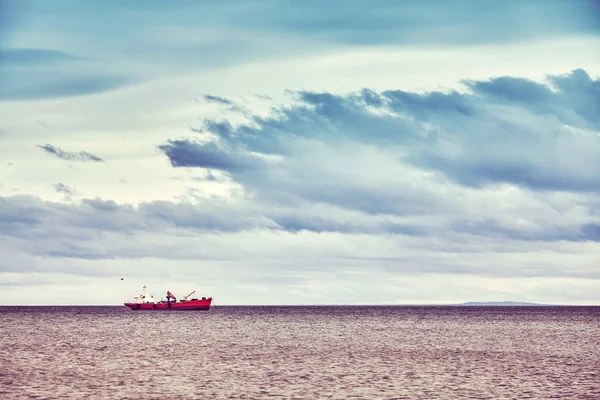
[1,306,599,399]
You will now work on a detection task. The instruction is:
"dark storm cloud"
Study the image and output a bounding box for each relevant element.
[38,144,104,162]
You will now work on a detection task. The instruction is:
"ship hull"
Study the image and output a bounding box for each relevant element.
[124,298,212,311]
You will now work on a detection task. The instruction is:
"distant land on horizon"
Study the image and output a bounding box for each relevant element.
[460,301,548,306]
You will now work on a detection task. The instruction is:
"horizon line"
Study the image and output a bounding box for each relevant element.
[2,302,599,307]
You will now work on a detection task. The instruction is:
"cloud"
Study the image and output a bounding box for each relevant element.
[0,177,597,266]
[221,0,600,46]
[159,69,600,201]
[53,183,76,201]
[38,144,104,162]
[0,194,278,262]
[0,69,132,100]
[203,95,233,106]
[580,223,600,241]
[0,192,598,293]
[0,47,132,100]
[158,139,268,171]
[464,68,600,130]
[1,1,598,103]
[155,69,600,269]
[191,170,222,182]
[0,194,271,239]
[0,48,87,65]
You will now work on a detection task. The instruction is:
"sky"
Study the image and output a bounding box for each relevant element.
[1,0,599,305]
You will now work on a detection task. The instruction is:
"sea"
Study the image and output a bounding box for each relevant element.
[1,305,599,399]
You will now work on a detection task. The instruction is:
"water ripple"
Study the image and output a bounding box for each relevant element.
[1,306,599,399]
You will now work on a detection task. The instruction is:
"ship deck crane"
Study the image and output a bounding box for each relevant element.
[184,290,196,301]
[166,290,177,302]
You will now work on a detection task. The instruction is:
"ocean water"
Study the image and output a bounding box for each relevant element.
[1,306,599,399]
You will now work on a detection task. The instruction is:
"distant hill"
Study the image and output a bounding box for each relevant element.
[460,301,547,306]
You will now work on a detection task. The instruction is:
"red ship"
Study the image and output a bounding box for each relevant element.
[124,285,212,311]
